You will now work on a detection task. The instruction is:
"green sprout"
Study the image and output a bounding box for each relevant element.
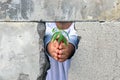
[51,27,69,45]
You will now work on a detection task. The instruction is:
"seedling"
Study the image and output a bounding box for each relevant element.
[51,27,69,45]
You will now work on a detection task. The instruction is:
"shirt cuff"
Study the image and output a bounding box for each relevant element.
[69,35,80,50]
[68,35,80,59]
[44,35,52,56]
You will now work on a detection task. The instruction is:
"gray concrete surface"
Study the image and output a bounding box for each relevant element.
[0,0,120,80]
[0,22,40,80]
[1,22,120,80]
[69,22,120,80]
[0,0,120,21]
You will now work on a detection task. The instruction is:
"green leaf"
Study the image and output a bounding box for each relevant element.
[58,33,63,43]
[51,32,60,42]
[63,36,68,45]
[51,27,69,46]
[52,28,56,33]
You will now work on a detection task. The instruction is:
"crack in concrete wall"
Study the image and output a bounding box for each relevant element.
[0,0,120,80]
[37,22,50,80]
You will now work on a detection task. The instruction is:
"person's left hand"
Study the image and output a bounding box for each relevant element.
[57,42,74,62]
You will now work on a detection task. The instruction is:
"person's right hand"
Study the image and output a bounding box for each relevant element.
[47,40,59,61]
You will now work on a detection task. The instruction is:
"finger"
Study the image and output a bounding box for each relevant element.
[58,49,63,55]
[59,43,63,50]
[51,52,57,58]
[52,52,59,60]
[59,42,66,49]
[58,54,66,59]
[54,56,58,61]
[54,40,59,48]
[58,49,67,56]
[55,49,59,54]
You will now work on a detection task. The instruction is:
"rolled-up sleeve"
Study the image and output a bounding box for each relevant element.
[44,35,52,48]
[69,35,79,50]
[68,25,80,50]
[67,26,80,59]
[43,34,52,56]
[44,23,53,56]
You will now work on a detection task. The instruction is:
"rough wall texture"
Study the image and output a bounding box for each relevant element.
[0,0,120,80]
[69,22,120,80]
[0,0,120,21]
[0,22,39,80]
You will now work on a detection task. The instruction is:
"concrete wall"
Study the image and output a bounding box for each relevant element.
[0,0,120,80]
[0,0,120,21]
[69,22,120,80]
[0,22,39,80]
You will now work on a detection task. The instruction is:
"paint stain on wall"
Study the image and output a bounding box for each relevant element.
[99,0,120,21]
[17,73,30,80]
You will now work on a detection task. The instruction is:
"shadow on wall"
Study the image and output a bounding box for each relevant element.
[37,22,50,80]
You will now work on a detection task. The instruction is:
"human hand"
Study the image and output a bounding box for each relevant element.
[57,42,74,62]
[47,40,59,61]
[47,41,74,62]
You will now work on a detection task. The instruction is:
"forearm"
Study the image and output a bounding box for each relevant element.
[67,35,79,59]
[67,43,75,59]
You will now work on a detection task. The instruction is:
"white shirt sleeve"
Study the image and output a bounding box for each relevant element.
[68,23,79,49]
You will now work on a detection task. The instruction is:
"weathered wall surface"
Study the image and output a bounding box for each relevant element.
[0,0,120,21]
[0,0,120,80]
[0,22,40,80]
[69,22,120,80]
